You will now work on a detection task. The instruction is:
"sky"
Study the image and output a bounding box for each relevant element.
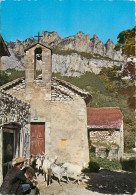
[0,0,135,44]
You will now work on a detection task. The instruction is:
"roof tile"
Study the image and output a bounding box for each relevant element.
[87,107,123,129]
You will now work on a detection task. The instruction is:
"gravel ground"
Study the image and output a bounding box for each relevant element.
[36,169,135,195]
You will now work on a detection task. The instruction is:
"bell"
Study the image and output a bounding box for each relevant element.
[36,54,42,60]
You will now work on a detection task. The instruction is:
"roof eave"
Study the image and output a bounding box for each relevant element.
[87,125,121,130]
[24,42,52,52]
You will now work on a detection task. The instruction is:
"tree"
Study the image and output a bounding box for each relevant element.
[115,27,135,81]
[115,27,135,57]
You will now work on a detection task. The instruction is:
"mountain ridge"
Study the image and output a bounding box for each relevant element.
[1,31,126,75]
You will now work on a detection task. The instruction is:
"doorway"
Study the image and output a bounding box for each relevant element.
[30,122,45,155]
[2,122,21,178]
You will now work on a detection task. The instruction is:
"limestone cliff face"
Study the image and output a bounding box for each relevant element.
[52,53,126,76]
[1,31,126,74]
[41,32,125,61]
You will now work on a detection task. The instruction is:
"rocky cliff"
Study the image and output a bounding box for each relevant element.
[52,53,125,76]
[1,31,126,75]
[41,31,126,61]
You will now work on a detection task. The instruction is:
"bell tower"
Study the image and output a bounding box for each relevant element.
[24,34,52,101]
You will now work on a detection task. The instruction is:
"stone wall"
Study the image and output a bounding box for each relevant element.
[89,130,120,145]
[49,98,89,166]
[0,90,30,126]
[89,125,124,159]
[0,90,31,185]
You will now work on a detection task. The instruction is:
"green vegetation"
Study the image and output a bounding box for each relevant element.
[83,153,135,172]
[121,158,135,172]
[52,48,120,62]
[115,27,135,81]
[0,69,42,86]
[0,69,25,86]
[90,141,118,151]
[82,158,100,173]
[90,153,122,171]
[115,27,135,57]
[0,71,10,86]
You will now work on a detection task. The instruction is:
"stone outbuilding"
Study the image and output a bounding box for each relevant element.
[87,107,124,159]
[0,42,91,184]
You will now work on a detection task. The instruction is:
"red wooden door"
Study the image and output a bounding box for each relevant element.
[30,123,45,154]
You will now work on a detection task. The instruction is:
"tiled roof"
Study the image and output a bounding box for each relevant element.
[52,77,92,103]
[0,76,92,103]
[87,107,123,129]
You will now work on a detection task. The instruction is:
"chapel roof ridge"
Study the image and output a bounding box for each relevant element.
[24,41,52,52]
[0,75,92,103]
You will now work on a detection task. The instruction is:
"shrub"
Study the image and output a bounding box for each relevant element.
[121,158,135,172]
[125,132,136,152]
[0,71,9,86]
[88,161,100,172]
[82,168,90,173]
[89,153,122,171]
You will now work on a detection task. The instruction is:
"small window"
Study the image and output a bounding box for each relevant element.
[61,139,66,147]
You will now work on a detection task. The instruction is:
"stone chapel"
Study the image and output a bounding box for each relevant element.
[0,41,91,184]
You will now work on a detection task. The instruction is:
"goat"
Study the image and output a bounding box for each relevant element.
[50,163,66,184]
[35,154,44,176]
[42,156,52,185]
[62,162,83,184]
[41,155,58,185]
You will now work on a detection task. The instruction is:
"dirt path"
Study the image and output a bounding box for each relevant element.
[37,169,135,195]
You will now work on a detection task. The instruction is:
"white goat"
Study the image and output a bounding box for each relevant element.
[35,155,44,175]
[62,162,83,184]
[42,156,52,184]
[50,163,66,184]
[42,155,59,185]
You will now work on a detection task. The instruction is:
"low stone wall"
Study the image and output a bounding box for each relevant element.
[89,130,120,146]
[89,129,121,160]
[91,145,119,160]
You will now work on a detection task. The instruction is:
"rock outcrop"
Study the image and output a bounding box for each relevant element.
[1,31,126,75]
[52,53,125,76]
